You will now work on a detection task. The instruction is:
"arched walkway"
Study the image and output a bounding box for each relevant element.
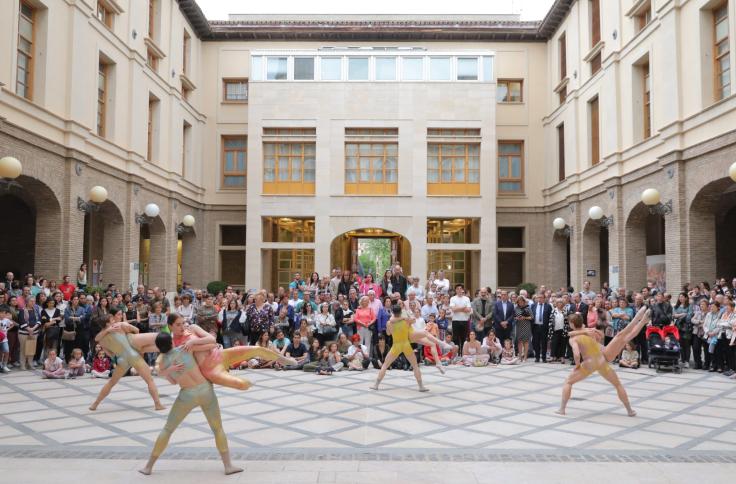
[83,200,125,288]
[624,202,665,291]
[581,219,608,290]
[139,216,167,288]
[689,177,736,282]
[178,228,197,289]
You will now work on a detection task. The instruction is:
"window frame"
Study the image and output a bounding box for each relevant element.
[182,30,191,75]
[714,2,731,101]
[148,0,156,39]
[643,62,651,139]
[221,135,247,189]
[222,78,249,103]
[590,0,601,46]
[344,141,399,195]
[427,142,481,196]
[16,0,35,100]
[97,60,108,137]
[496,79,524,103]
[263,141,316,195]
[497,140,525,194]
[147,96,158,162]
[557,123,565,182]
[96,1,114,29]
[559,33,567,80]
[589,96,600,165]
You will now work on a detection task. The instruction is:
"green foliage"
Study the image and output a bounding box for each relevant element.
[206,280,228,295]
[81,285,106,296]
[357,238,391,276]
[517,282,537,296]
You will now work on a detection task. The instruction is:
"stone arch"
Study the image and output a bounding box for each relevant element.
[582,218,603,291]
[83,199,125,289]
[624,202,650,291]
[689,177,736,282]
[139,215,167,289]
[329,228,412,279]
[178,225,198,290]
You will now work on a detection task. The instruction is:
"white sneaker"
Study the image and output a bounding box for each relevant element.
[1,366,10,373]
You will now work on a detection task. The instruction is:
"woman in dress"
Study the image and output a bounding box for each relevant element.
[514,295,533,362]
[77,264,88,292]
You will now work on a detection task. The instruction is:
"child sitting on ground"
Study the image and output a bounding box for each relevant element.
[500,339,520,365]
[91,349,112,378]
[66,348,87,379]
[42,350,65,379]
[618,342,639,369]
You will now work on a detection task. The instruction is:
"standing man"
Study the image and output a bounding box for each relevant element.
[493,290,514,344]
[289,272,306,300]
[329,268,342,297]
[450,284,471,349]
[531,293,552,363]
[390,265,408,300]
[580,280,596,302]
[471,287,493,339]
[58,276,76,301]
[433,271,450,296]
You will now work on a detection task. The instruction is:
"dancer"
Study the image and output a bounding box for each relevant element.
[408,306,455,374]
[90,310,164,411]
[132,314,296,390]
[557,306,651,417]
[371,305,428,392]
[139,314,241,476]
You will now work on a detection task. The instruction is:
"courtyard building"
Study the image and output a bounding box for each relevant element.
[1,0,735,293]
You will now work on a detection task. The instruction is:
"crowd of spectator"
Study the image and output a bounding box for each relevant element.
[0,265,734,381]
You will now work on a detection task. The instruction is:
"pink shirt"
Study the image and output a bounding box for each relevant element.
[353,307,375,328]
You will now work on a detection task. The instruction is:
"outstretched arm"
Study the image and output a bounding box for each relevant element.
[570,338,582,367]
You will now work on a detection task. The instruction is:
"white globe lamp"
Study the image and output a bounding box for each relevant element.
[89,186,108,204]
[641,188,661,206]
[182,214,195,227]
[144,203,160,218]
[553,217,566,230]
[588,205,604,220]
[0,156,22,179]
[729,162,736,182]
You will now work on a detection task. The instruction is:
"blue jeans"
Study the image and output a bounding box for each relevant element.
[340,325,355,339]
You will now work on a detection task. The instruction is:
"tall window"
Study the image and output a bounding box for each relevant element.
[96,1,113,29]
[497,141,524,194]
[497,227,525,288]
[182,30,191,75]
[148,0,156,39]
[715,3,731,101]
[223,79,248,102]
[643,62,651,139]
[345,128,398,195]
[496,79,523,102]
[427,129,480,196]
[182,122,191,178]
[557,124,565,182]
[221,136,247,188]
[589,96,600,165]
[559,33,567,79]
[635,1,652,32]
[16,1,34,100]
[590,0,601,46]
[263,142,315,193]
[219,225,246,286]
[147,95,159,161]
[97,61,108,137]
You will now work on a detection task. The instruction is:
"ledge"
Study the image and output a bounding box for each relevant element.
[144,37,166,59]
[625,0,650,18]
[553,76,569,94]
[180,73,196,91]
[583,41,604,63]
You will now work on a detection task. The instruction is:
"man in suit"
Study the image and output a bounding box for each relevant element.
[530,293,552,362]
[471,287,493,339]
[389,265,408,300]
[570,293,588,321]
[493,290,514,344]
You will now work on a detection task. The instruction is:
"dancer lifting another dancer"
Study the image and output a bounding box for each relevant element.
[557,306,651,417]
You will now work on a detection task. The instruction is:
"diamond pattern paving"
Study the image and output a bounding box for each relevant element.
[1,364,736,462]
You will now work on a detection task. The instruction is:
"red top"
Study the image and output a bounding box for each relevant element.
[353,307,375,328]
[92,357,110,373]
[58,283,76,301]
[173,330,193,347]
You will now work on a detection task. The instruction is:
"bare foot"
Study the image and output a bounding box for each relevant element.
[279,356,298,366]
[224,465,243,475]
[436,364,446,375]
[627,409,637,417]
[418,386,429,392]
[154,404,166,411]
[369,384,379,390]
[88,404,98,411]
[555,409,566,415]
[138,468,152,476]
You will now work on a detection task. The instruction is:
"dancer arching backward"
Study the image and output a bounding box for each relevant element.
[557,306,651,417]
[132,314,296,391]
[371,305,429,392]
[139,314,241,476]
[90,310,164,411]
[407,306,455,375]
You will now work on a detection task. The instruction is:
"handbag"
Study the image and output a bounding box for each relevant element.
[62,329,77,341]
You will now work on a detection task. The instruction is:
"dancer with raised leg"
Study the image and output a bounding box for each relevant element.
[139,314,241,476]
[557,306,651,417]
[89,310,164,411]
[371,305,429,392]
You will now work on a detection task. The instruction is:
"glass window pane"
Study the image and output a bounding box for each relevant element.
[499,161,509,178]
[428,144,439,155]
[716,19,729,41]
[468,171,479,183]
[346,157,357,169]
[348,57,369,80]
[251,56,263,81]
[511,157,521,177]
[321,57,342,80]
[457,57,478,80]
[292,159,301,181]
[294,57,315,80]
[509,82,522,101]
[496,83,508,102]
[225,152,234,171]
[266,57,287,80]
[224,176,245,187]
[428,170,438,183]
[264,168,275,181]
[346,170,357,182]
[427,156,438,169]
[386,157,397,170]
[499,182,520,192]
[483,56,493,81]
[19,18,32,40]
[304,169,315,182]
[278,160,289,180]
[402,57,423,80]
[375,57,396,80]
[386,170,397,183]
[499,143,520,154]
[237,152,246,171]
[430,57,451,80]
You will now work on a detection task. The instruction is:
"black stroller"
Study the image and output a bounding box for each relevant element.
[646,326,682,373]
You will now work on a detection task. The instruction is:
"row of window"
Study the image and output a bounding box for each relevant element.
[251,53,494,83]
[219,130,524,195]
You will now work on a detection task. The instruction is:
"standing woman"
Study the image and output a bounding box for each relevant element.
[424,271,436,296]
[314,302,337,346]
[673,292,693,368]
[245,290,274,345]
[354,296,376,356]
[714,300,736,373]
[306,272,320,295]
[547,297,570,363]
[40,298,62,355]
[703,302,721,371]
[219,299,243,349]
[62,295,84,362]
[514,295,533,362]
[18,299,41,370]
[176,294,195,326]
[690,298,708,369]
[380,270,393,299]
[77,264,88,292]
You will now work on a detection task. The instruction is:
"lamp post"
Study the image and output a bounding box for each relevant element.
[588,205,614,227]
[0,156,22,190]
[175,214,195,234]
[135,203,160,224]
[641,188,672,215]
[77,186,108,213]
[553,217,572,237]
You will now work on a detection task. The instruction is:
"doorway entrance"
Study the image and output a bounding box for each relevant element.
[330,228,410,277]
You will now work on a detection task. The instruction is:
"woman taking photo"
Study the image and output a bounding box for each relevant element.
[77,264,88,292]
[219,299,244,349]
[673,292,693,368]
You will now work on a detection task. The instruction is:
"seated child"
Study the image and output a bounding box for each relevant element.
[619,342,640,369]
[663,335,678,351]
[499,339,520,365]
[42,350,65,379]
[91,349,112,378]
[482,330,503,363]
[66,348,87,378]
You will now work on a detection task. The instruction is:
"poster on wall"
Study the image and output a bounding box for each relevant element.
[609,265,620,290]
[129,262,139,293]
[646,255,666,292]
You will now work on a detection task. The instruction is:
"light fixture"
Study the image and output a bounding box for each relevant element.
[553,217,572,237]
[135,203,160,224]
[641,188,672,215]
[729,162,736,182]
[176,214,195,234]
[0,156,22,190]
[77,186,108,213]
[588,205,614,227]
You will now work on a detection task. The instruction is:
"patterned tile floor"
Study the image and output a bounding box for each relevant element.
[2,362,736,465]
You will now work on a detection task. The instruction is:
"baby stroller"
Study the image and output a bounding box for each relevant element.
[646,326,682,373]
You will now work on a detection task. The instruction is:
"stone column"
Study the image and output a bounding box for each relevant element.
[662,160,687,292]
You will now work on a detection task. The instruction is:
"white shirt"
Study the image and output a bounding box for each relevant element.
[450,295,471,321]
[534,303,545,325]
[347,344,368,358]
[412,317,426,332]
[434,278,450,295]
[406,285,425,302]
[553,309,565,331]
[0,318,11,343]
